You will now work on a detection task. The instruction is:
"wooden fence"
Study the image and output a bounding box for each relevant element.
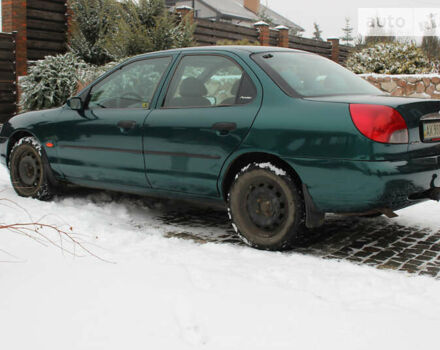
[192,17,351,63]
[0,32,17,123]
[194,19,259,45]
[27,0,68,61]
[288,36,333,60]
[339,45,353,63]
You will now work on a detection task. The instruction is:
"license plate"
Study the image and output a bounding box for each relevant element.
[423,121,440,141]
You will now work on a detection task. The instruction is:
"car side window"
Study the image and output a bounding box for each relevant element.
[163,55,256,108]
[88,56,172,109]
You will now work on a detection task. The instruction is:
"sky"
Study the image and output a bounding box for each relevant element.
[265,0,440,39]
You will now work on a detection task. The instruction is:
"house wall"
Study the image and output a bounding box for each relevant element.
[177,0,254,27]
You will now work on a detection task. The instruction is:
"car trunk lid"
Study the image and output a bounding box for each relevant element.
[306,95,440,158]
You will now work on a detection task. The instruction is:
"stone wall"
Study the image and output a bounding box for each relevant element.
[361,74,440,99]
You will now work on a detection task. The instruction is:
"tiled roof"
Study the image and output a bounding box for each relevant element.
[260,4,303,32]
[199,0,303,31]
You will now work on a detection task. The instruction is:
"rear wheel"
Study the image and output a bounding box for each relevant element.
[227,163,306,251]
[9,137,57,200]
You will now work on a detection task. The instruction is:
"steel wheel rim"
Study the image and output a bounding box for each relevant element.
[245,179,288,237]
[13,147,43,195]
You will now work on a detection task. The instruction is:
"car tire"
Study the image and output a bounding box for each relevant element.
[9,136,57,200]
[227,162,306,251]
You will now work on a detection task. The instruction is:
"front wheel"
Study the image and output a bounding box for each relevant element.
[9,136,57,200]
[227,163,306,251]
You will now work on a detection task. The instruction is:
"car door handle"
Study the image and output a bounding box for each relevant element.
[211,122,237,133]
[117,120,137,130]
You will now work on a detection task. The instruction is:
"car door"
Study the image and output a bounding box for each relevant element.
[143,52,262,197]
[55,55,174,189]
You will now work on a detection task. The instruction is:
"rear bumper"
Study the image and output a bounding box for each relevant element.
[284,156,440,213]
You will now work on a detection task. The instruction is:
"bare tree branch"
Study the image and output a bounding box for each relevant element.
[0,197,113,263]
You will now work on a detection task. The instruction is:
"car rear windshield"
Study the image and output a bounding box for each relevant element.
[252,52,382,97]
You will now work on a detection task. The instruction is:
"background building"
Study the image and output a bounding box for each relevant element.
[174,0,304,35]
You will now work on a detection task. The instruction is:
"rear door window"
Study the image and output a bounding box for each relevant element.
[163,55,256,108]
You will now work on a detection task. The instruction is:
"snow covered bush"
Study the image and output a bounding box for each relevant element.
[68,0,120,65]
[346,42,437,74]
[19,0,194,112]
[20,53,88,112]
[106,0,194,59]
[19,53,120,112]
[69,0,194,64]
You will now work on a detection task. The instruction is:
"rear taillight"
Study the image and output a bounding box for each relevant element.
[349,104,409,144]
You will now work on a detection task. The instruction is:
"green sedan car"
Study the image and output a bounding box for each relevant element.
[1,46,440,250]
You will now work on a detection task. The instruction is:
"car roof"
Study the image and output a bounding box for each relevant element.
[132,45,306,59]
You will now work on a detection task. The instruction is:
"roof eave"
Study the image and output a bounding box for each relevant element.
[197,0,259,22]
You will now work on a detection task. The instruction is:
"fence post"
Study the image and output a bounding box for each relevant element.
[11,31,19,115]
[176,5,194,24]
[327,38,340,63]
[254,21,270,46]
[275,25,289,48]
[66,2,74,46]
[1,0,27,76]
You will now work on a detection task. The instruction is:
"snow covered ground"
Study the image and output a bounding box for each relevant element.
[1,164,440,350]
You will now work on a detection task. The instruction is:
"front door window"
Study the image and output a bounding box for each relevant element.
[88,57,172,109]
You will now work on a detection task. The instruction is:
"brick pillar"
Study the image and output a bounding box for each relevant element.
[275,25,289,48]
[2,0,27,76]
[66,3,74,45]
[327,38,340,63]
[176,5,194,24]
[254,21,270,46]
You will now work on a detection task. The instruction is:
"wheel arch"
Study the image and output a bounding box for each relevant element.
[6,129,38,166]
[220,151,303,200]
[7,130,63,193]
[220,151,325,229]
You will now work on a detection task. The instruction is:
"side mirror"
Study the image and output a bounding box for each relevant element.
[67,97,83,111]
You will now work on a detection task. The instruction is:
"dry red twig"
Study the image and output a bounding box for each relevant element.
[0,196,112,263]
